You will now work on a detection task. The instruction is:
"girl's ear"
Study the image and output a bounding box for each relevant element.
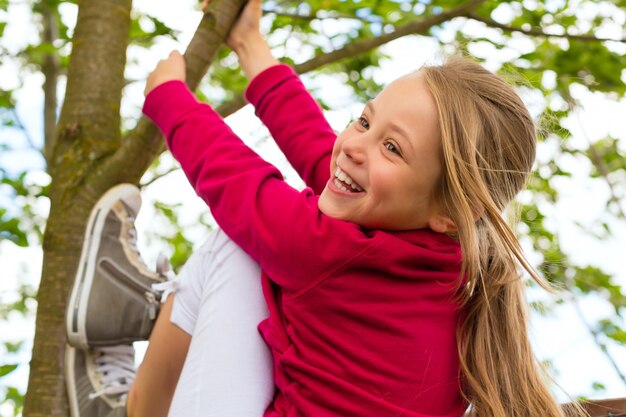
[428,214,457,234]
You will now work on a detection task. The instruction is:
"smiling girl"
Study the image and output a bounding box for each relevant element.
[64,1,578,416]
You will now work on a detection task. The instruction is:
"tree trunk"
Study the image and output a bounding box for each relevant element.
[24,0,132,413]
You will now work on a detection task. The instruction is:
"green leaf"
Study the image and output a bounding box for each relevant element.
[0,284,37,319]
[150,201,202,272]
[0,364,17,377]
[4,341,24,354]
[575,269,626,310]
[599,320,626,344]
[19,42,59,67]
[0,208,29,247]
[0,89,14,109]
[129,13,178,47]
[591,381,606,392]
[586,137,626,178]
[4,386,25,415]
[529,300,553,316]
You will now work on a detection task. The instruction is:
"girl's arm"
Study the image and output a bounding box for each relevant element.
[229,0,336,194]
[244,62,335,194]
[143,71,371,293]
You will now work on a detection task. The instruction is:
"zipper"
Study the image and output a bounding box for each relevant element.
[99,258,160,320]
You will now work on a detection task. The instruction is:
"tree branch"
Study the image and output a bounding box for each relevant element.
[140,166,180,188]
[263,8,376,23]
[41,2,60,166]
[100,0,248,187]
[294,0,487,74]
[109,0,486,185]
[214,94,248,118]
[9,108,38,152]
[216,0,488,117]
[587,144,626,220]
[469,13,626,43]
[574,113,626,220]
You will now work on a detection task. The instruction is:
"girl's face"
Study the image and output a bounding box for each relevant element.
[318,72,450,231]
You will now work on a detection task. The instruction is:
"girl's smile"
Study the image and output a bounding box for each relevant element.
[318,72,453,233]
[331,167,364,193]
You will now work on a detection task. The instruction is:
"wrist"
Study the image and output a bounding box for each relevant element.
[231,33,264,56]
[234,36,280,80]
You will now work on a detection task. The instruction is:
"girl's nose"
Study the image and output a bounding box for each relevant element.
[341,136,366,164]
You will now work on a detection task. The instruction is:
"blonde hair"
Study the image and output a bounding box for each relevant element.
[421,57,580,417]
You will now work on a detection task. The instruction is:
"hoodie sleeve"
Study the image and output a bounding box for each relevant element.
[143,80,375,293]
[245,64,335,195]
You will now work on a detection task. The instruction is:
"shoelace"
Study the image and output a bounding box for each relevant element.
[152,254,178,301]
[88,345,136,400]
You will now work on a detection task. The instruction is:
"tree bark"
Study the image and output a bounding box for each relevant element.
[24,0,133,414]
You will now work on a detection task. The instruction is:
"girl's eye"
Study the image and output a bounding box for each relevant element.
[385,141,401,155]
[356,116,370,130]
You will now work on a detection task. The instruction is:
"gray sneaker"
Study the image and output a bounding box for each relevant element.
[66,184,165,349]
[65,344,133,417]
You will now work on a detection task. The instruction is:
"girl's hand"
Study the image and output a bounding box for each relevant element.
[203,0,278,80]
[145,50,186,96]
[228,0,263,52]
[203,0,263,53]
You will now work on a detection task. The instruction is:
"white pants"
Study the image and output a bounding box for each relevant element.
[167,229,274,417]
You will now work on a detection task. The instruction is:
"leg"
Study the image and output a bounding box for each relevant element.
[126,296,190,417]
[166,230,274,416]
[66,185,273,417]
[128,230,273,417]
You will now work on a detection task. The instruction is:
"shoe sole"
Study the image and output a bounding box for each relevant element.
[65,344,80,417]
[66,184,140,349]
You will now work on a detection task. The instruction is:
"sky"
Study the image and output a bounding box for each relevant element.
[1,0,626,414]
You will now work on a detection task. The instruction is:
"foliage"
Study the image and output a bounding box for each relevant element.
[0,0,625,414]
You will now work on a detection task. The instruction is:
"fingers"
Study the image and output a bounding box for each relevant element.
[201,0,210,12]
[144,50,187,96]
[154,51,182,69]
[161,50,184,67]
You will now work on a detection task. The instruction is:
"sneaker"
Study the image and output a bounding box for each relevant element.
[66,184,165,349]
[65,344,133,417]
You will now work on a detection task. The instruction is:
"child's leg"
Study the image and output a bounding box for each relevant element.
[65,185,272,417]
[166,230,273,416]
[126,296,190,417]
[128,230,274,417]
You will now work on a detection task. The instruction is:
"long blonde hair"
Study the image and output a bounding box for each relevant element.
[421,57,578,417]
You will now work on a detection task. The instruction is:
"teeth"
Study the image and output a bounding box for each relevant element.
[334,179,350,192]
[334,167,363,192]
